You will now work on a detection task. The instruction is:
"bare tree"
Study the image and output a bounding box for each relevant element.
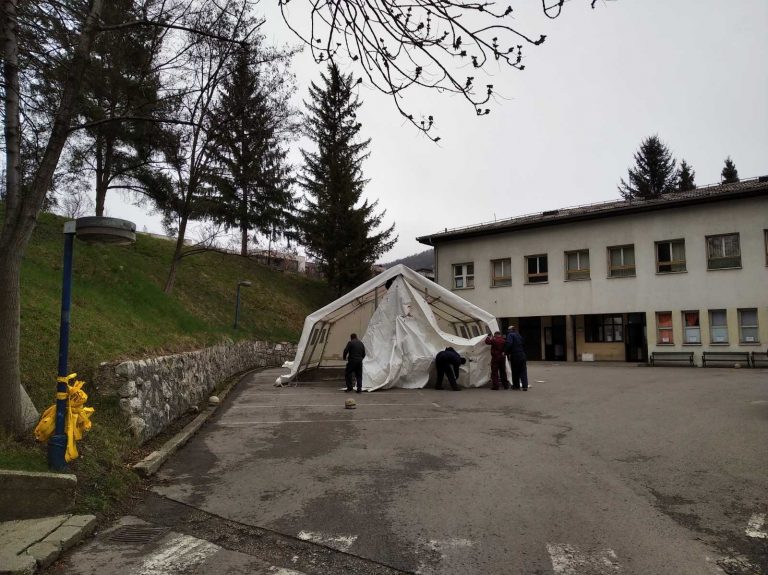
[57,188,95,219]
[281,0,600,140]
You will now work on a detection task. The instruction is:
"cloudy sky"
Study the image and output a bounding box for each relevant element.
[108,0,768,262]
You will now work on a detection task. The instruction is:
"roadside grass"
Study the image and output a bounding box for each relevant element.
[4,208,335,514]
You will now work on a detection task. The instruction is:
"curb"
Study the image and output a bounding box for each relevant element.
[132,367,250,477]
[0,514,96,574]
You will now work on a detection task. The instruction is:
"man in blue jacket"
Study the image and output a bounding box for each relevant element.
[435,347,466,391]
[505,326,528,391]
[343,333,366,393]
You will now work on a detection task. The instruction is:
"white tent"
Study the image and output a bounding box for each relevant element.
[276,265,500,390]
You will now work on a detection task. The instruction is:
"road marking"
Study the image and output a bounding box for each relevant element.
[269,568,307,575]
[218,416,457,425]
[546,543,622,574]
[229,403,436,408]
[297,530,357,551]
[746,513,767,539]
[134,534,219,575]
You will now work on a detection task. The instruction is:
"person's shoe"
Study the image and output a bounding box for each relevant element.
[502,382,511,390]
[435,386,443,390]
[522,387,528,391]
[451,386,462,391]
[345,388,352,392]
[356,389,362,393]
[491,386,499,390]
[511,386,521,390]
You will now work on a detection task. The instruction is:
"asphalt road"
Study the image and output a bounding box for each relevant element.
[57,364,768,574]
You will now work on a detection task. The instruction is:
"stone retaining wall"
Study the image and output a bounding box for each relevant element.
[98,340,296,443]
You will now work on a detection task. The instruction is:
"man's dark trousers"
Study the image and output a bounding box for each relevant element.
[509,356,528,390]
[435,364,459,390]
[345,359,363,392]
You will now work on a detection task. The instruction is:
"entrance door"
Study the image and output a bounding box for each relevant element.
[518,317,542,360]
[625,313,647,362]
[545,316,567,360]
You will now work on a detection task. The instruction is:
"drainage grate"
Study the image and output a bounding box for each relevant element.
[108,525,170,544]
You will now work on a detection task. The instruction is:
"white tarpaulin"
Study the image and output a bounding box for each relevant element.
[276,265,499,390]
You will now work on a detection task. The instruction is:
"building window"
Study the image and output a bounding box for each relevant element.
[656,239,686,273]
[738,308,759,343]
[706,233,741,269]
[682,311,701,344]
[584,314,624,343]
[491,258,512,287]
[565,250,590,281]
[709,309,728,344]
[526,255,548,283]
[608,245,636,278]
[656,312,673,344]
[453,263,474,289]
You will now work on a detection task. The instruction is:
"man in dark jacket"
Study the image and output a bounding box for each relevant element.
[435,347,465,391]
[485,331,510,390]
[343,333,366,393]
[505,326,528,390]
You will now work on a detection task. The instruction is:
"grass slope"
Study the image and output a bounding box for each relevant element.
[1,209,334,513]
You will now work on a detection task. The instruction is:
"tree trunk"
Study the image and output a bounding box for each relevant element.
[0,250,24,435]
[240,222,247,257]
[95,135,105,216]
[164,216,188,293]
[0,0,105,435]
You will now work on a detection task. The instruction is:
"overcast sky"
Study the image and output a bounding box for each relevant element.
[106,0,768,262]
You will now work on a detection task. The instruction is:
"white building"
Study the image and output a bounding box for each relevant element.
[416,179,768,365]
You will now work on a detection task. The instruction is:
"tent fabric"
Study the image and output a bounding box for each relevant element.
[276,264,500,390]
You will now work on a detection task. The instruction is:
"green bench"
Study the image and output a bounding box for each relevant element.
[649,351,695,366]
[702,351,751,368]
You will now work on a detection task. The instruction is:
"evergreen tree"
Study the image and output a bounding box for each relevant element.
[618,135,677,200]
[677,159,696,191]
[208,45,298,256]
[67,0,174,216]
[296,63,396,295]
[721,156,740,184]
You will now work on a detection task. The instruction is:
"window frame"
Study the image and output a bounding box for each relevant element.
[452,262,475,290]
[607,244,636,278]
[490,258,512,287]
[706,233,741,270]
[525,254,549,284]
[584,314,624,343]
[682,311,701,345]
[708,309,729,344]
[738,308,759,344]
[655,239,687,274]
[655,311,674,345]
[565,249,590,281]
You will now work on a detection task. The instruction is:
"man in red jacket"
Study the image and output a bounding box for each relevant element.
[485,331,511,390]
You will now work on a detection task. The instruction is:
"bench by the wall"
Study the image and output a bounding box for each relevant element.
[649,351,695,366]
[750,352,768,368]
[702,351,751,368]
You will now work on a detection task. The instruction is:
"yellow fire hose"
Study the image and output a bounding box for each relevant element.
[34,373,95,462]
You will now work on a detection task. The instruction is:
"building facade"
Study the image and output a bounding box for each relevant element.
[416,179,768,364]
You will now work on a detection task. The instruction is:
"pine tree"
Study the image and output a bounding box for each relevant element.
[721,156,740,184]
[618,135,678,200]
[296,63,396,295]
[677,159,696,191]
[208,45,298,256]
[68,0,174,216]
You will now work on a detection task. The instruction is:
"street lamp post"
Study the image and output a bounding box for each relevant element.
[233,280,252,330]
[48,217,136,471]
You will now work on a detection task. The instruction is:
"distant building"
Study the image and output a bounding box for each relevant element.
[416,179,768,365]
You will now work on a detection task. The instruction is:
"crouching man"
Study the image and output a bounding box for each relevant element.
[435,347,466,391]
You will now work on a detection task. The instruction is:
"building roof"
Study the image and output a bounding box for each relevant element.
[416,177,768,245]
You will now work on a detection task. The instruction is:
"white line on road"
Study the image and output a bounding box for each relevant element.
[229,403,436,408]
[133,534,220,575]
[746,513,767,539]
[217,416,457,425]
[547,543,622,574]
[297,530,358,551]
